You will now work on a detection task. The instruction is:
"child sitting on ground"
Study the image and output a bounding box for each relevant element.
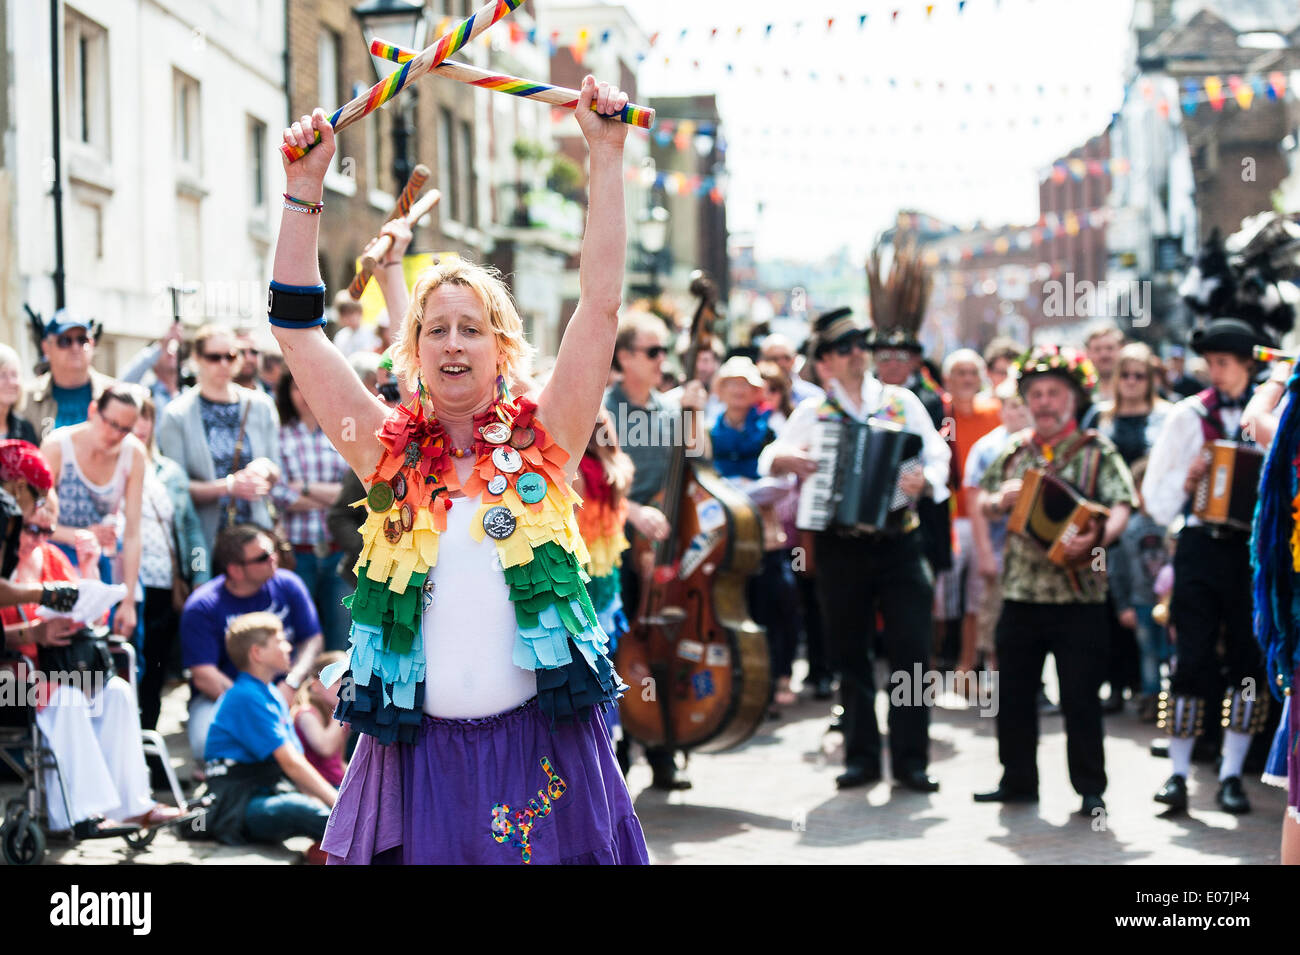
[291,651,349,788]
[202,612,336,855]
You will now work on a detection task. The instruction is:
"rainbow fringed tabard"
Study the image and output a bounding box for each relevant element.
[328,393,625,744]
[575,454,630,650]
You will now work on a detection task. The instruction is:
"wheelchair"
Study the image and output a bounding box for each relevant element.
[0,638,192,865]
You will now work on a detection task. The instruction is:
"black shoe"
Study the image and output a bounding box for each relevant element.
[1079,794,1106,816]
[897,770,940,793]
[835,765,882,789]
[813,677,835,701]
[1154,773,1188,811]
[650,768,692,792]
[1150,738,1170,758]
[973,786,1038,803]
[1216,776,1251,815]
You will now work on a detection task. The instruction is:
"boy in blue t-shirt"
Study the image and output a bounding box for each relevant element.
[203,612,336,851]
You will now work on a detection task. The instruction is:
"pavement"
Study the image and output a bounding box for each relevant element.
[6,662,1284,865]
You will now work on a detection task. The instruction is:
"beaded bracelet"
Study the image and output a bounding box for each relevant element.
[283,201,323,215]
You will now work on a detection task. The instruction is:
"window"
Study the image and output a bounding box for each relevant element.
[64,8,109,155]
[439,106,457,222]
[318,29,342,178]
[248,117,266,208]
[177,194,202,283]
[460,119,476,229]
[174,70,201,169]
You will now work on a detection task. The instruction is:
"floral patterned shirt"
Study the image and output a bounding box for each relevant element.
[979,427,1138,604]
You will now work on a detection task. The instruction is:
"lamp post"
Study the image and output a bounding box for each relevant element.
[353,0,426,190]
[638,204,669,298]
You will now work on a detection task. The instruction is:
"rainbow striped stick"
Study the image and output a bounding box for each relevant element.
[371,39,655,129]
[1255,345,1297,363]
[281,0,528,161]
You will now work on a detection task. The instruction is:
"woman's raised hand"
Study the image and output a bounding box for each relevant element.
[575,75,630,152]
[281,109,336,197]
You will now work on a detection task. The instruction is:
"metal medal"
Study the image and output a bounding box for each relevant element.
[391,472,407,502]
[367,481,395,513]
[492,447,523,474]
[383,518,402,543]
[515,472,547,504]
[482,505,517,540]
[510,426,535,450]
[481,421,511,444]
[487,475,508,496]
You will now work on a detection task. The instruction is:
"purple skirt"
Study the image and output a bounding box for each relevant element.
[321,699,649,865]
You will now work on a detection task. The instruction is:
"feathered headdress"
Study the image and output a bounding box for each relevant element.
[865,238,932,352]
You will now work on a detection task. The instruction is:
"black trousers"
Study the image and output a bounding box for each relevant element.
[994,600,1108,796]
[815,530,933,776]
[1169,526,1264,705]
[796,569,832,682]
[140,585,180,731]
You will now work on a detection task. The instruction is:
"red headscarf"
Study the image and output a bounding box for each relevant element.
[0,440,53,494]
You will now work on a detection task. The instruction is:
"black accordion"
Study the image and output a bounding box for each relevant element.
[796,417,924,533]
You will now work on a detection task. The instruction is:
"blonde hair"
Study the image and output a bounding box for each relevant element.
[224,611,283,671]
[0,344,25,416]
[392,258,534,390]
[294,649,346,720]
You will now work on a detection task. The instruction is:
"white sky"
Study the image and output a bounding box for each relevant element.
[614,0,1136,263]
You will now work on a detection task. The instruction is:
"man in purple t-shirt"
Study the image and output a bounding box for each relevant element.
[182,524,323,771]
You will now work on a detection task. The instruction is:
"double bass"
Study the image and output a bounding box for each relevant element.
[616,273,770,752]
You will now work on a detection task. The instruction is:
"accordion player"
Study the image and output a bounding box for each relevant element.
[1191,440,1263,531]
[796,417,924,534]
[1006,467,1110,568]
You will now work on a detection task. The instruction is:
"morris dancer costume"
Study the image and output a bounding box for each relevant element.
[1143,318,1274,814]
[318,386,646,864]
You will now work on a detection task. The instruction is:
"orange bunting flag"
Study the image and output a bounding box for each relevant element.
[1205,75,1224,110]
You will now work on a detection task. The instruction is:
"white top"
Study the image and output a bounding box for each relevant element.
[1141,395,1244,528]
[333,324,383,358]
[420,494,537,718]
[758,373,951,504]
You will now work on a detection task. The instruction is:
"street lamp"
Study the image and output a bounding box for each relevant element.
[638,205,669,297]
[353,0,427,189]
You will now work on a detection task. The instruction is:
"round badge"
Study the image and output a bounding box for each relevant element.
[383,518,402,543]
[400,503,414,532]
[492,447,523,474]
[510,426,535,450]
[515,472,547,505]
[487,475,508,496]
[391,472,407,502]
[481,422,511,444]
[367,481,394,513]
[482,505,517,540]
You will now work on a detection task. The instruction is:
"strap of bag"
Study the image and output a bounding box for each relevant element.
[225,398,255,528]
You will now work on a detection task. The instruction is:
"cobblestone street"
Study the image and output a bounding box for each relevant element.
[15,666,1283,865]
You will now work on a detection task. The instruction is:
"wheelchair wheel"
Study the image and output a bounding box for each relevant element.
[123,826,158,851]
[1,811,47,865]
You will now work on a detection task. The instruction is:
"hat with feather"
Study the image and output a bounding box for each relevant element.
[865,238,932,353]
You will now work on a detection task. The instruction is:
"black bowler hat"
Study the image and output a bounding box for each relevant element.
[1189,317,1275,358]
[812,308,867,358]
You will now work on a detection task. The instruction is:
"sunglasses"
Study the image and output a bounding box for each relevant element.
[200,351,239,364]
[55,333,91,350]
[240,550,274,566]
[875,348,912,363]
[634,345,667,359]
[22,523,54,538]
[832,335,868,357]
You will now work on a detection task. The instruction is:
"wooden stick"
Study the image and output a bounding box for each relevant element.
[360,190,442,273]
[281,0,527,161]
[371,39,655,129]
[348,164,431,300]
